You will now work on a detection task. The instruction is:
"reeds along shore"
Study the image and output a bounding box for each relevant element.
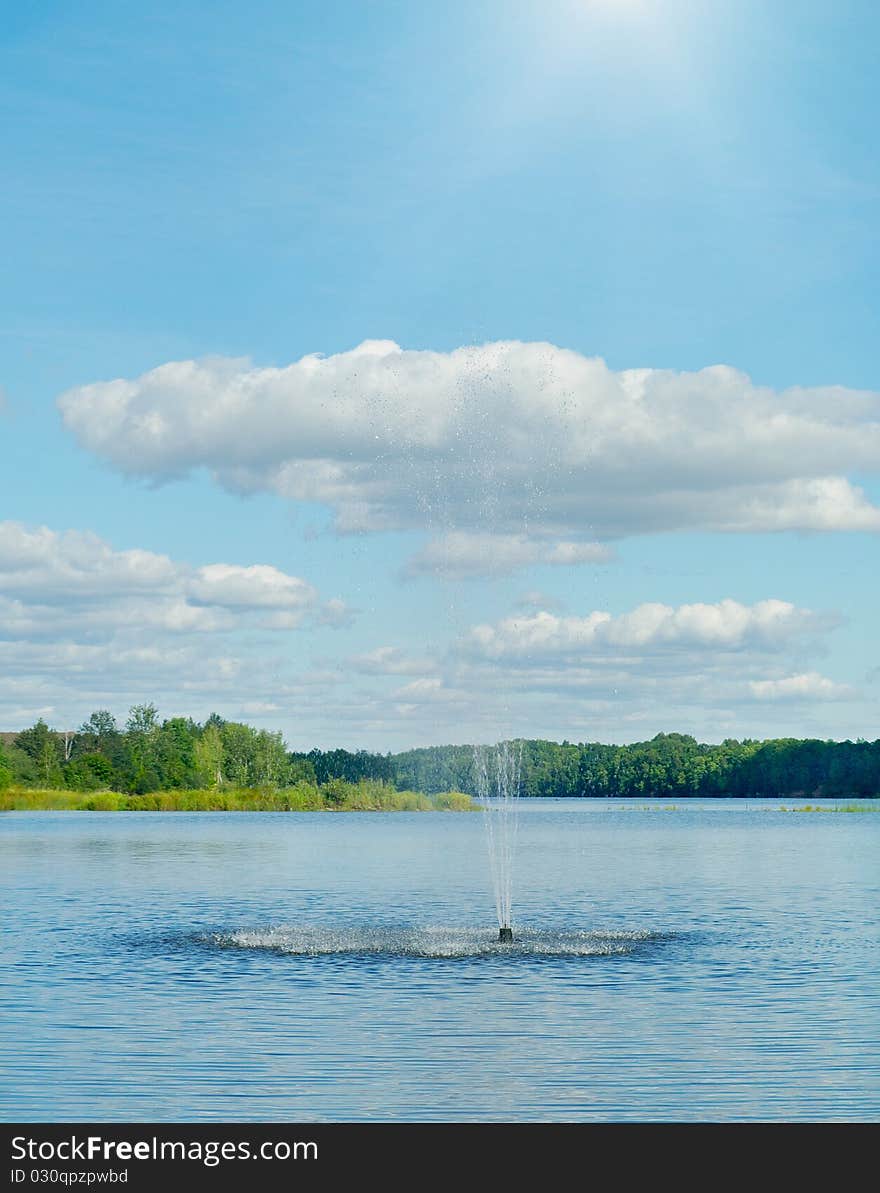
[0,781,475,812]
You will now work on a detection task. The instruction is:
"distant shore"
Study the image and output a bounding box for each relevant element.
[0,784,475,813]
[5,717,880,803]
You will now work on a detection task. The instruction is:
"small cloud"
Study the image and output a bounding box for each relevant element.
[405,532,613,580]
[317,598,356,628]
[391,677,464,704]
[190,563,316,610]
[748,672,855,701]
[350,646,434,675]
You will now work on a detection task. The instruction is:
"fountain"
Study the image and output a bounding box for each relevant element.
[473,741,522,943]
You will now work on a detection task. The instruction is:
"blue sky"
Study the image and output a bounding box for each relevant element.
[1,0,878,748]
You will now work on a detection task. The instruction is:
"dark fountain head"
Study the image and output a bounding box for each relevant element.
[499,926,514,943]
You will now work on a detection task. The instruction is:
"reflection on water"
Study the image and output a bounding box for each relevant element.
[1,802,878,1122]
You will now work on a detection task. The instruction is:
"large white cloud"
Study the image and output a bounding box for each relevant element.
[58,341,880,570]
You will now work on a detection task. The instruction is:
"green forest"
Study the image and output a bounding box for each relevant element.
[0,707,472,811]
[1,706,878,801]
[390,735,880,799]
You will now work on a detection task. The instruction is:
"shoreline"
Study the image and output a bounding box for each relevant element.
[0,786,476,813]
[2,789,877,812]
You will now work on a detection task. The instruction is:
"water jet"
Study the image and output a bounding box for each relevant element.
[475,742,522,941]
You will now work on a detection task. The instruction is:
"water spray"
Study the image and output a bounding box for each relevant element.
[474,741,522,943]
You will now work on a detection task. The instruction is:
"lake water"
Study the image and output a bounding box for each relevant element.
[1,801,878,1121]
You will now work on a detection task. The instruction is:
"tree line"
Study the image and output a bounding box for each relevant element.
[0,707,314,794]
[294,733,880,799]
[1,714,878,798]
[390,734,880,799]
[301,733,880,799]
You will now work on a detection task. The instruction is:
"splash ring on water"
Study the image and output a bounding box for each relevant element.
[208,924,670,959]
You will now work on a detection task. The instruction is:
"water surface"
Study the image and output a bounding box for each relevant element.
[1,800,878,1121]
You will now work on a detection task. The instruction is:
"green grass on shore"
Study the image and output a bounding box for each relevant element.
[777,802,879,813]
[0,783,475,813]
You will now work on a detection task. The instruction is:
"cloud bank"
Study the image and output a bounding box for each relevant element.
[59,341,880,577]
[0,523,855,744]
[365,596,854,741]
[0,522,352,727]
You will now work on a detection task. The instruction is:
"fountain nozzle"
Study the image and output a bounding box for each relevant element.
[499,926,514,943]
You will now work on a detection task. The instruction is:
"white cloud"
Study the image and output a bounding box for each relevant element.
[0,519,862,746]
[463,599,831,661]
[0,639,243,684]
[58,341,880,577]
[368,596,854,742]
[301,598,856,745]
[748,672,855,701]
[0,521,355,731]
[189,563,317,610]
[0,521,176,598]
[0,521,349,633]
